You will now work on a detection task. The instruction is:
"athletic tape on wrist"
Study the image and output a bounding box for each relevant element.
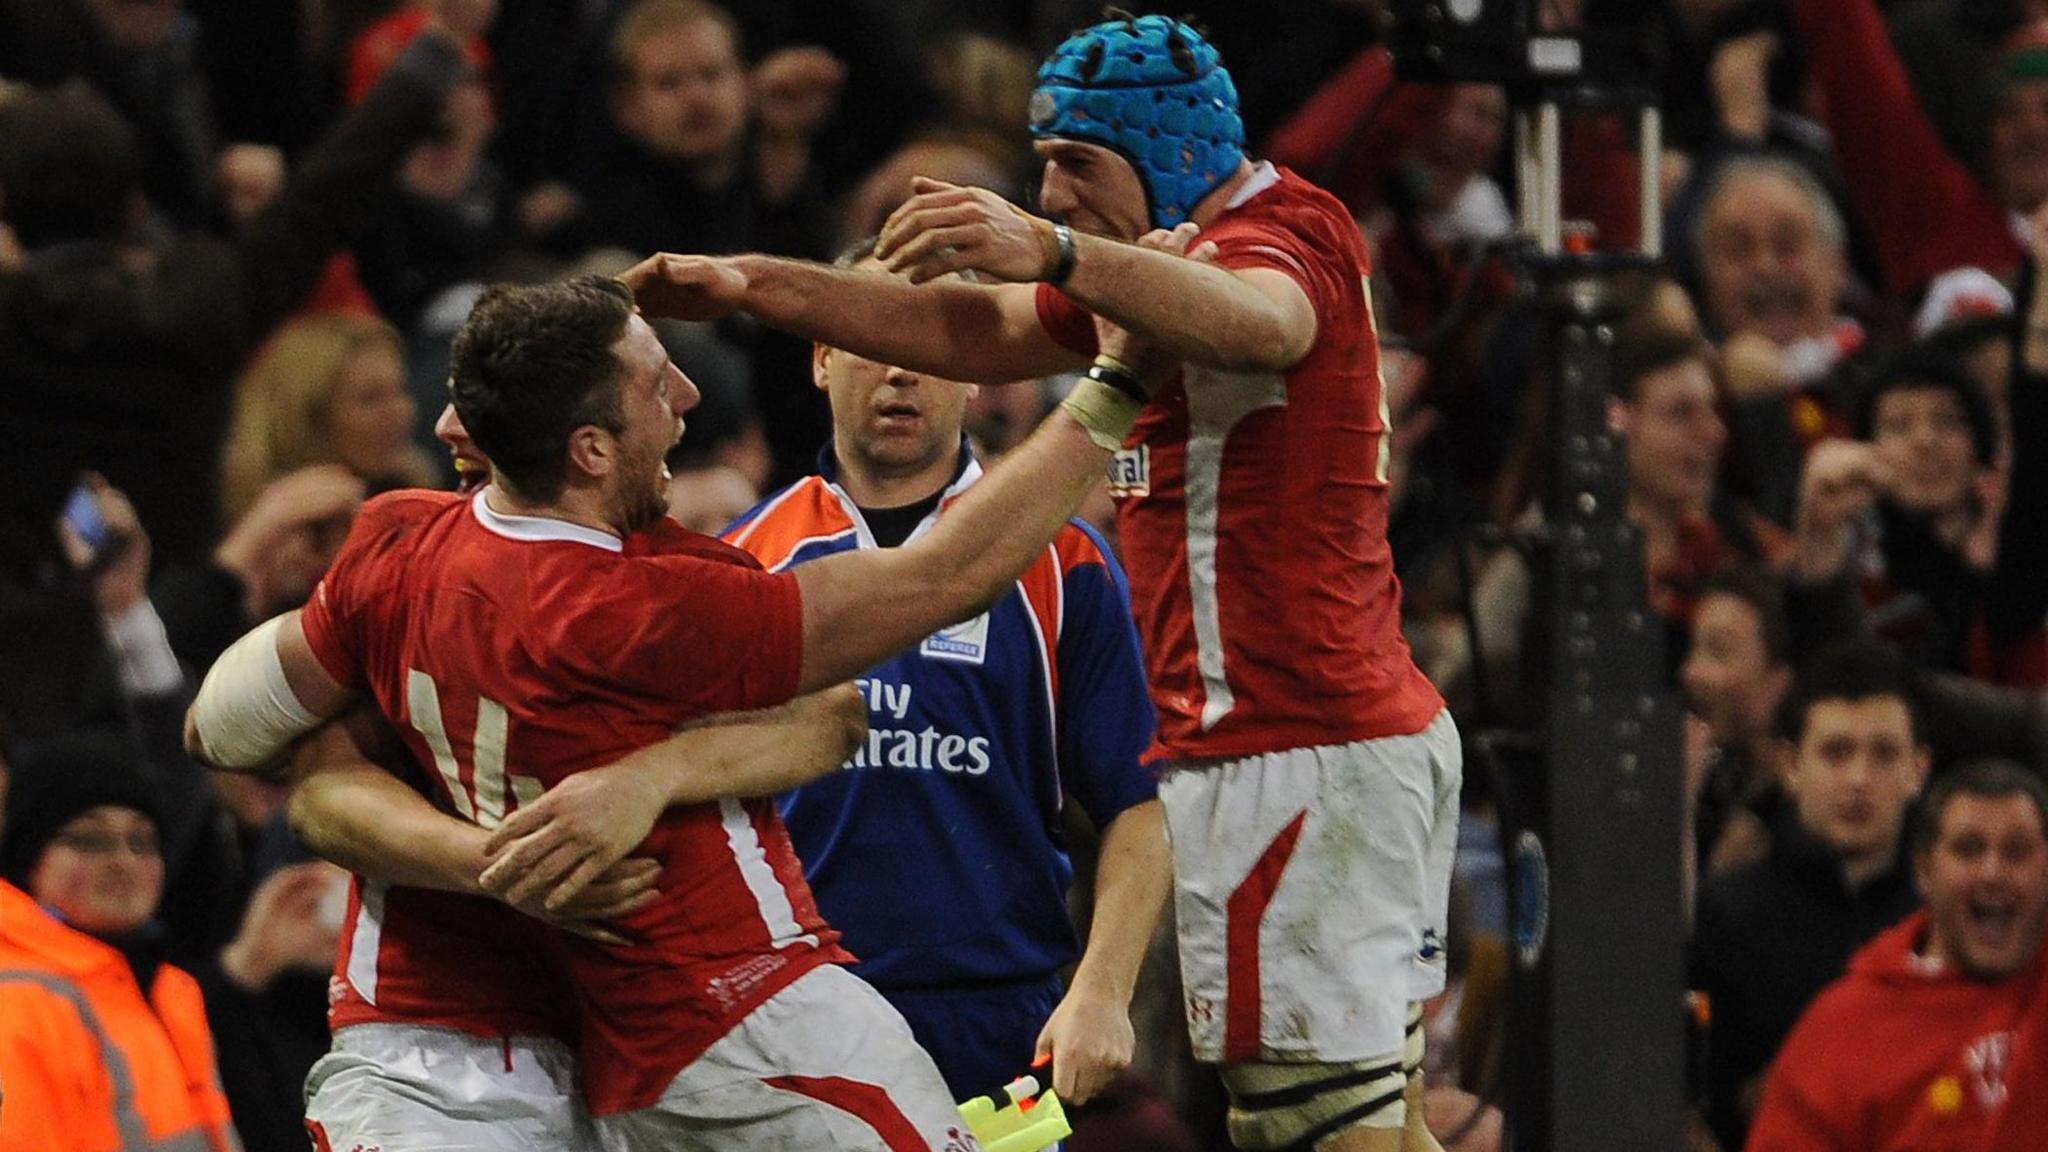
[1060,376,1142,451]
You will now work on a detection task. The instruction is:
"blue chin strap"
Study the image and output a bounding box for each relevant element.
[1028,14,1245,231]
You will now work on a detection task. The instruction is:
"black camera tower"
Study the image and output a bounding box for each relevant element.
[1391,5,1684,1150]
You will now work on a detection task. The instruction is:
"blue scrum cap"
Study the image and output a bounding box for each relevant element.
[1028,13,1245,230]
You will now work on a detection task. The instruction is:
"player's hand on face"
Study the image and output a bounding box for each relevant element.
[875,177,1052,285]
[1136,220,1217,263]
[480,765,668,915]
[1091,222,1214,380]
[1032,981,1134,1105]
[619,254,750,321]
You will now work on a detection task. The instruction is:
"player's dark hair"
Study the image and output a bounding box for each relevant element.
[1912,759,2048,856]
[450,276,634,503]
[1773,640,1922,745]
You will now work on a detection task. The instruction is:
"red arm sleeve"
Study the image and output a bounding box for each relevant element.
[300,491,450,689]
[1791,0,2020,294]
[1035,283,1100,358]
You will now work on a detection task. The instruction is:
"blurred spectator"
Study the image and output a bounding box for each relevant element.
[1992,21,2048,217]
[529,0,834,260]
[1694,154,1853,355]
[526,0,850,484]
[345,1,494,106]
[1917,266,2018,447]
[838,131,1022,251]
[0,22,470,572]
[44,485,342,1148]
[1690,640,1930,1150]
[1984,211,2048,685]
[666,463,759,534]
[1681,567,1796,880]
[1786,0,2025,300]
[1787,344,2044,685]
[0,0,221,230]
[0,732,237,1152]
[344,2,509,333]
[922,31,1036,173]
[1470,290,1784,704]
[1687,154,1865,525]
[962,375,1050,461]
[493,0,935,214]
[198,860,346,1152]
[157,466,367,675]
[219,312,434,525]
[1747,760,2048,1151]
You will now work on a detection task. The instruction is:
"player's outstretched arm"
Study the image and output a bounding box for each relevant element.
[619,251,1081,384]
[475,685,867,912]
[287,715,498,893]
[792,396,1135,694]
[185,610,355,774]
[288,713,657,938]
[654,681,868,801]
[874,178,1316,373]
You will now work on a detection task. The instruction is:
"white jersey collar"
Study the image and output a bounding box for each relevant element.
[1225,161,1282,210]
[471,487,624,553]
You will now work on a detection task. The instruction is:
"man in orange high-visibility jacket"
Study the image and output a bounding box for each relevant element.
[0,733,237,1152]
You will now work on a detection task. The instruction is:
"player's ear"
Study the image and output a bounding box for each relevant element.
[566,424,617,480]
[812,344,833,394]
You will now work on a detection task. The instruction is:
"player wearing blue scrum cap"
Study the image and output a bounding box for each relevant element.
[625,12,1460,1152]
[1026,12,1246,230]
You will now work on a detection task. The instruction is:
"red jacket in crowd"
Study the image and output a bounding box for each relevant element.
[1747,910,2046,1152]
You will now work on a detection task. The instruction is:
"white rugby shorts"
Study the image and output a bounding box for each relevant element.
[594,965,978,1152]
[305,1023,596,1151]
[1160,710,1461,1064]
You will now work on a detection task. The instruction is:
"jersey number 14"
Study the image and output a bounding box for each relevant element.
[404,668,542,830]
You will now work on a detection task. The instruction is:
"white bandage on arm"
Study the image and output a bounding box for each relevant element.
[191,615,325,771]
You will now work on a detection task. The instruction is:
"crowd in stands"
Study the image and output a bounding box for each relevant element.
[2,0,2046,1149]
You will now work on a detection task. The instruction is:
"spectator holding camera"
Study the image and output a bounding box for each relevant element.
[34,476,350,1148]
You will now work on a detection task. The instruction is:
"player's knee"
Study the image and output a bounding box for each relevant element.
[1220,1055,1408,1151]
